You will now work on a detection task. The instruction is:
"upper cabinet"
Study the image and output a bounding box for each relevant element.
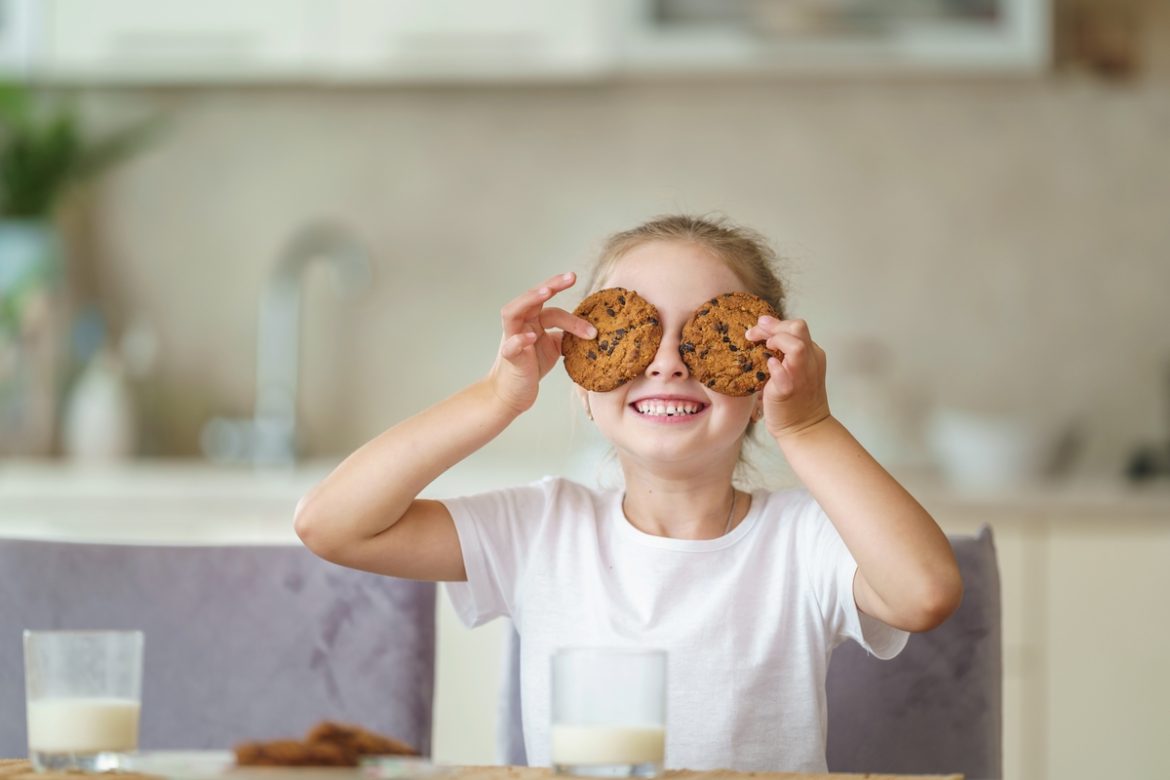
[313,0,612,81]
[23,0,320,83]
[0,0,1050,84]
[620,0,1051,76]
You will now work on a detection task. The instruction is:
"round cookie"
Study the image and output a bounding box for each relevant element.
[562,287,662,392]
[679,291,780,397]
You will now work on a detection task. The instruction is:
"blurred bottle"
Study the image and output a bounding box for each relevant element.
[60,309,156,463]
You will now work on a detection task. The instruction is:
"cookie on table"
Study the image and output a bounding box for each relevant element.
[680,291,780,397]
[562,287,662,392]
[307,720,417,757]
[234,739,353,767]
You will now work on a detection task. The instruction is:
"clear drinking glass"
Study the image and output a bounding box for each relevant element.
[551,647,667,778]
[23,630,144,772]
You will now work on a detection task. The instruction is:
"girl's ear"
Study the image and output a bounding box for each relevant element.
[577,388,593,421]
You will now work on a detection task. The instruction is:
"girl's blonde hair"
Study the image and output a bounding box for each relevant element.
[585,213,787,318]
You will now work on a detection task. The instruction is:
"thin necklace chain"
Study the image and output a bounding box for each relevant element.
[722,488,738,535]
[623,488,739,537]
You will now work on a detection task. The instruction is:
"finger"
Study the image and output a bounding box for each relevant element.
[501,286,554,333]
[744,314,787,342]
[500,331,538,360]
[764,330,808,360]
[539,307,597,339]
[748,316,813,341]
[500,272,577,333]
[765,356,794,395]
[774,318,811,339]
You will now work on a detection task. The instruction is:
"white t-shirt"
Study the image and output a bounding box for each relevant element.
[443,476,908,773]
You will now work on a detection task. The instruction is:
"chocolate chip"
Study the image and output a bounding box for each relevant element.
[587,351,597,361]
[709,297,718,305]
[599,340,609,350]
[698,308,709,316]
[648,317,659,326]
[615,328,627,337]
[606,307,616,317]
[740,362,752,372]
[617,295,626,305]
[715,322,728,334]
[756,371,767,381]
[679,342,696,353]
[699,349,709,358]
[728,344,739,352]
[722,336,730,343]
[707,379,716,387]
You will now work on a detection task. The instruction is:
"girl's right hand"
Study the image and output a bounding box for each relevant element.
[488,271,597,416]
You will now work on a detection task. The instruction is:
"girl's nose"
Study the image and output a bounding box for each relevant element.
[646,328,690,380]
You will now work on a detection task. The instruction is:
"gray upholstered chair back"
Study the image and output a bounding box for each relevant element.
[0,539,435,756]
[826,525,1001,779]
[498,527,1001,779]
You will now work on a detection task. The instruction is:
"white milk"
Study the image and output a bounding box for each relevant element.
[27,697,140,753]
[550,725,665,765]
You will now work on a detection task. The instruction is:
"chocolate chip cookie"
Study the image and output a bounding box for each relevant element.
[562,287,662,392]
[680,292,779,396]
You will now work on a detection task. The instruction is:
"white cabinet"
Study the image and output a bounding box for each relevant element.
[14,0,1049,83]
[27,0,611,84]
[314,0,611,81]
[1044,523,1170,780]
[39,0,319,82]
[618,0,1050,76]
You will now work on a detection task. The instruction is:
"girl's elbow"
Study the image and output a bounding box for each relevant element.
[911,568,964,632]
[293,490,332,558]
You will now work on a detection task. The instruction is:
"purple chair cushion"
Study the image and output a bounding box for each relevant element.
[0,539,435,756]
[826,525,1001,779]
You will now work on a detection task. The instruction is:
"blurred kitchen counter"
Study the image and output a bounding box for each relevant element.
[0,458,572,544]
[901,472,1170,522]
[1,459,1168,546]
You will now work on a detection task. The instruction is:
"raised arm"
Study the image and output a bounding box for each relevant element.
[294,272,596,581]
[746,316,963,633]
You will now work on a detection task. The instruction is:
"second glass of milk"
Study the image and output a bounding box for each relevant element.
[23,630,144,773]
[551,647,666,778]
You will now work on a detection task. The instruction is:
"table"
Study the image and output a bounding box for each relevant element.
[0,759,961,780]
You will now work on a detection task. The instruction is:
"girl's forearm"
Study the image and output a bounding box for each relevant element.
[775,415,962,630]
[296,379,517,545]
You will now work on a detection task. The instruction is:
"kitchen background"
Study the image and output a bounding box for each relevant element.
[1,1,1168,779]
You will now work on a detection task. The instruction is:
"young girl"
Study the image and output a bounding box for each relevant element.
[294,214,963,774]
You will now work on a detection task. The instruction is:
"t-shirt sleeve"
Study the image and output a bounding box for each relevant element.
[440,477,555,629]
[797,494,909,660]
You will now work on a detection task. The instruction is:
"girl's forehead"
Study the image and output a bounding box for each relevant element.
[602,241,747,310]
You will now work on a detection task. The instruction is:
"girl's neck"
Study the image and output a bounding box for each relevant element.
[620,474,747,540]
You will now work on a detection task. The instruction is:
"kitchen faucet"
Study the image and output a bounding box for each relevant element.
[201,222,372,466]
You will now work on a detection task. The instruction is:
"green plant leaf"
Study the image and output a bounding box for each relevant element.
[0,82,163,218]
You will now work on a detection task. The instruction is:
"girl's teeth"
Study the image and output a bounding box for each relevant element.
[636,401,700,416]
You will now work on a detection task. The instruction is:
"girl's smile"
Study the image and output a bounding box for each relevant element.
[628,394,710,423]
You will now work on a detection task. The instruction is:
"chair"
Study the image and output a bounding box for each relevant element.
[825,526,1001,779]
[498,527,1002,779]
[0,539,435,757]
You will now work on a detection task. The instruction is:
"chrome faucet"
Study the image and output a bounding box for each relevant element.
[201,222,372,466]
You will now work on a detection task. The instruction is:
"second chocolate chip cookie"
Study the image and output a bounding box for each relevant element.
[679,292,779,396]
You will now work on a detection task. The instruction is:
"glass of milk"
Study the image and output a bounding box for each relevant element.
[23,630,144,772]
[551,647,666,778]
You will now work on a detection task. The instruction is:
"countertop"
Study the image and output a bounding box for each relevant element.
[1,458,1168,545]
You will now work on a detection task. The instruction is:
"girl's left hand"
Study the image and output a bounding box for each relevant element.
[744,316,831,440]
